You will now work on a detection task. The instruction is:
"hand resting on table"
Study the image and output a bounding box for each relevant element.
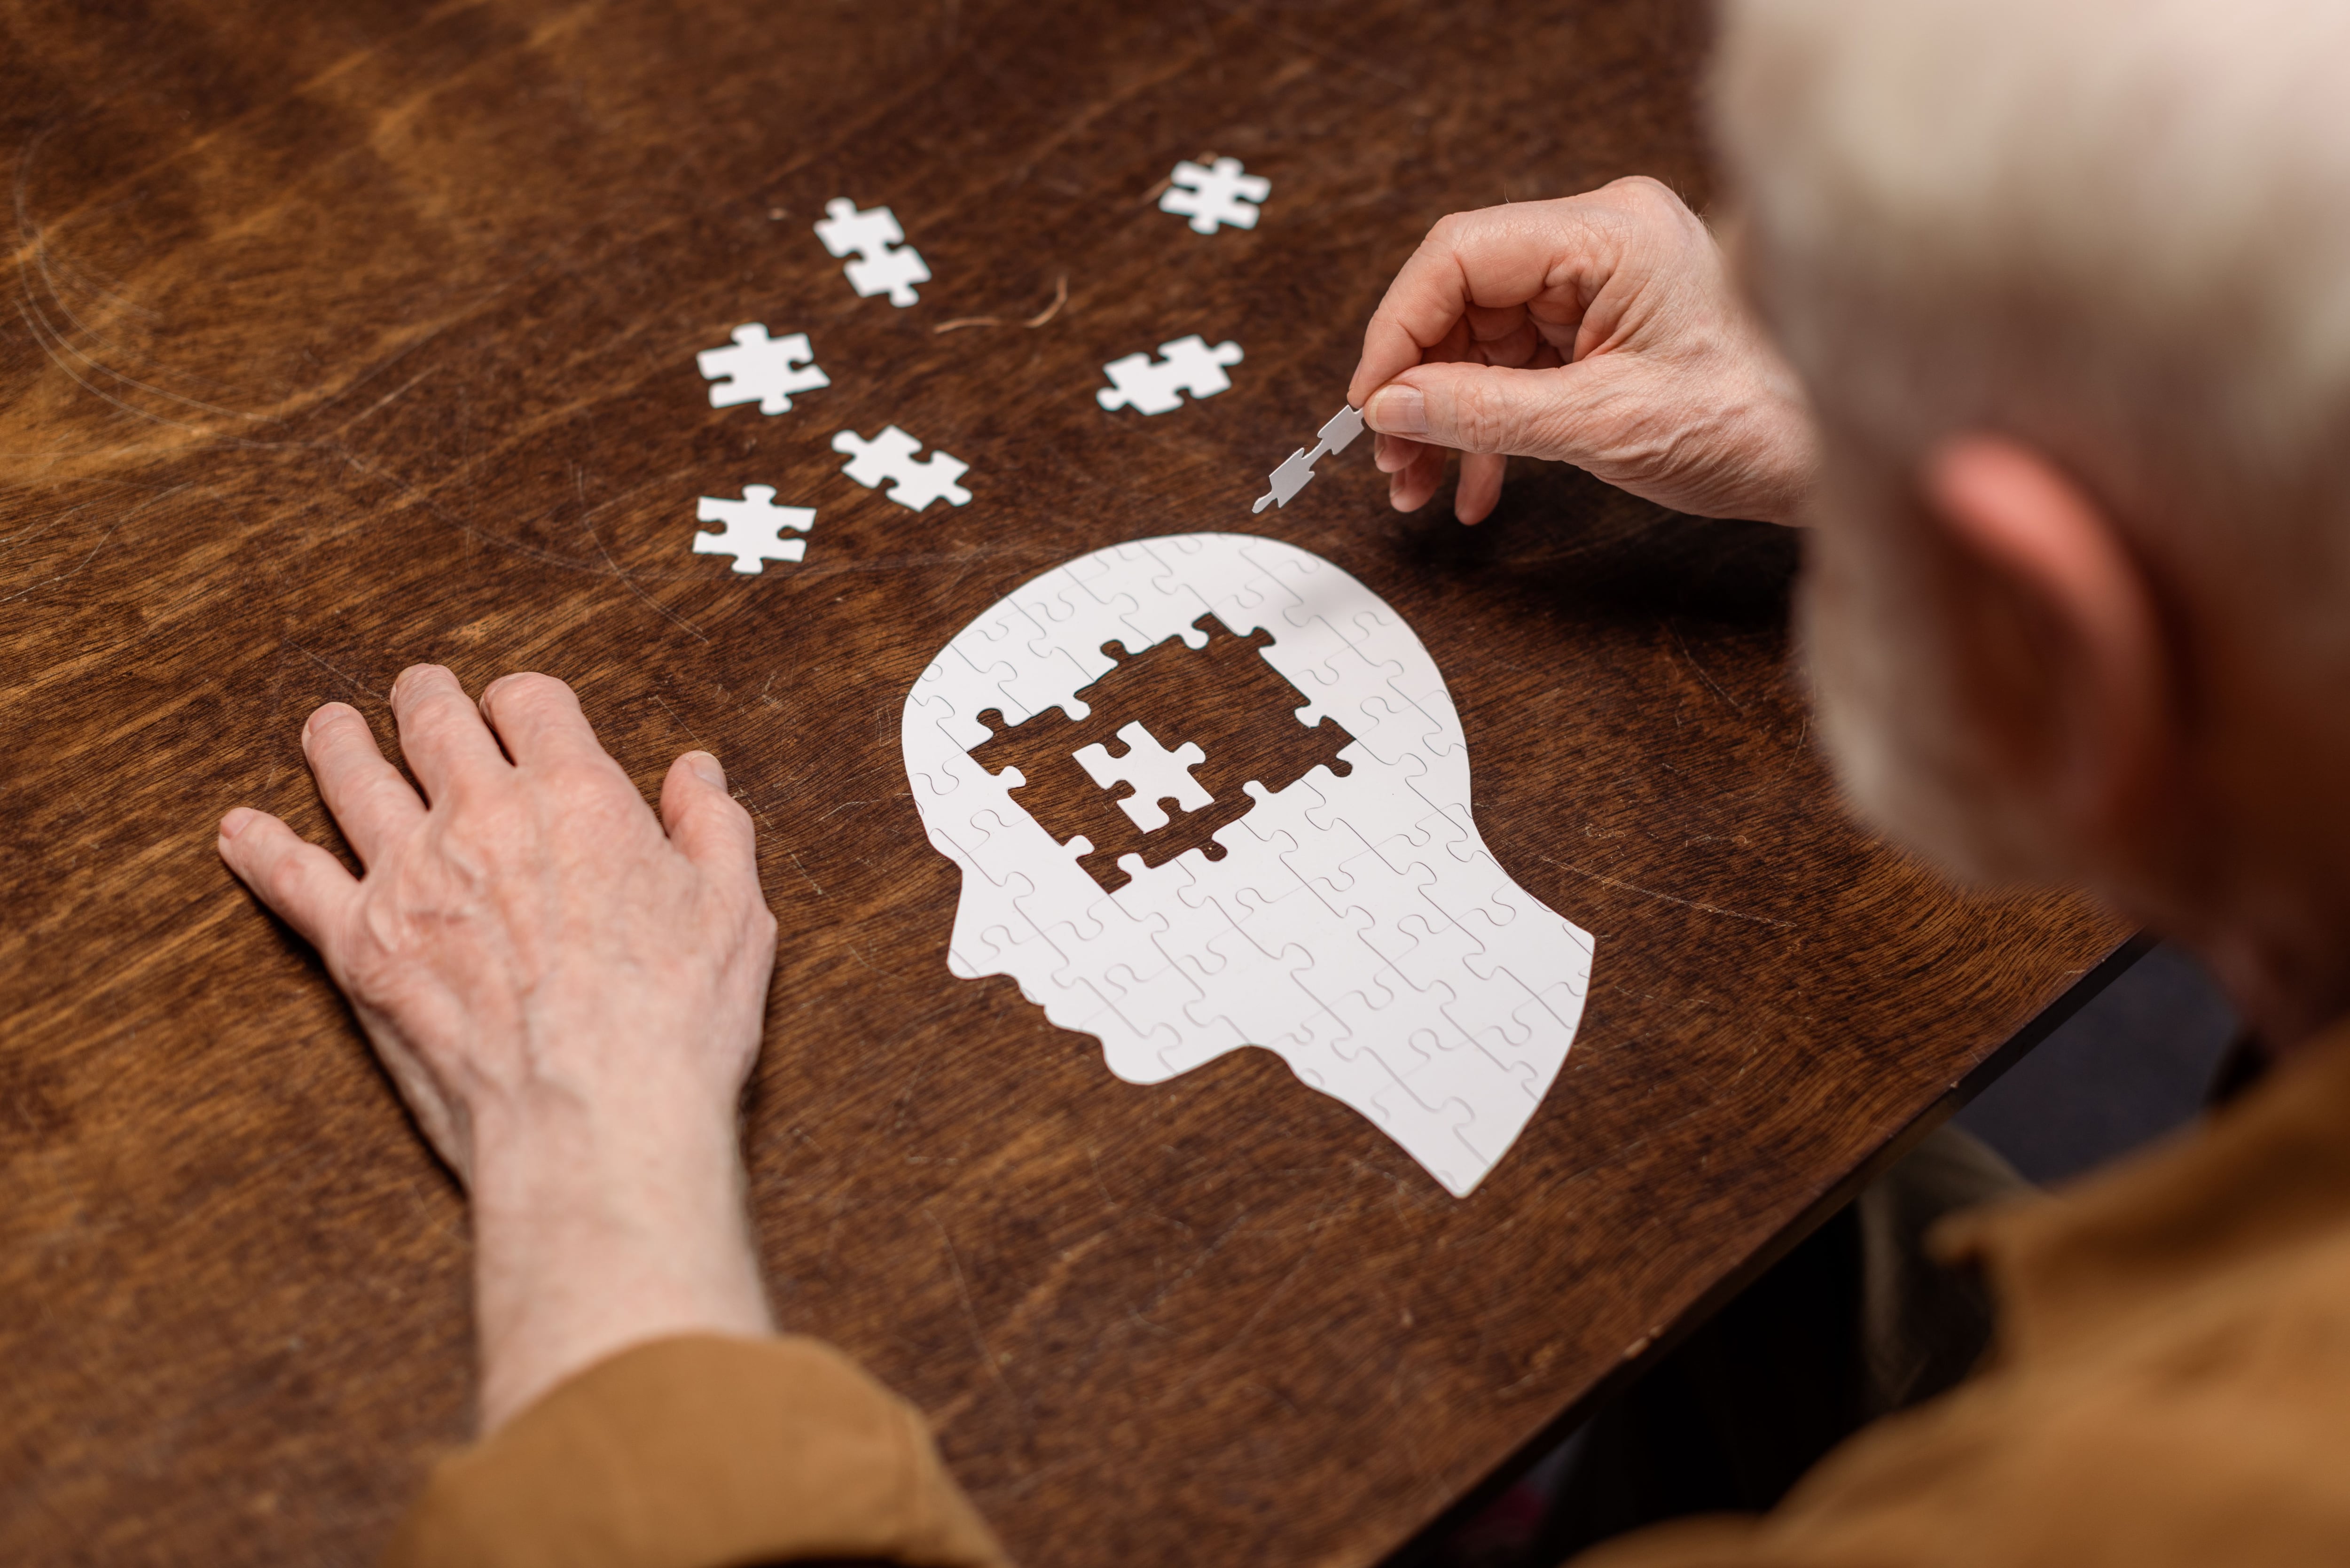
[217,664,778,1431]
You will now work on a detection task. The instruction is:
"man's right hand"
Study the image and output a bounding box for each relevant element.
[1347,176,1820,526]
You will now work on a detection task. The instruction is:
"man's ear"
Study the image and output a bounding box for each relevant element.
[1918,435,2173,858]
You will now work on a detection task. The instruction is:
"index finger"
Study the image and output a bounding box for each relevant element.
[1347,196,1623,409]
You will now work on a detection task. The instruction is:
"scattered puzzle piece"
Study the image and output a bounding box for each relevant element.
[832,426,972,511]
[694,486,814,573]
[814,198,930,307]
[696,324,828,415]
[1254,404,1366,513]
[1097,335,1245,416]
[1159,156,1270,234]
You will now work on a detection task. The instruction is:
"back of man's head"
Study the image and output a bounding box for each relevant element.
[1718,0,2350,636]
[1713,0,2350,1039]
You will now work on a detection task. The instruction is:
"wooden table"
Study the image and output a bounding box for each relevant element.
[0,3,2129,1562]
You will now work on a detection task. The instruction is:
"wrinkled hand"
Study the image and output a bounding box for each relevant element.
[1347,176,1819,525]
[217,665,780,1429]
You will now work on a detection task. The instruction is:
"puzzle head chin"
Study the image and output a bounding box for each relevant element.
[900,533,1596,1198]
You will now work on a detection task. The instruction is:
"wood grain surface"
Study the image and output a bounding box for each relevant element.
[0,3,2128,1564]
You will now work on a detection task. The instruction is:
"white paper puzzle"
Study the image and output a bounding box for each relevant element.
[900,533,1596,1196]
[814,198,930,307]
[697,324,828,415]
[695,487,814,573]
[1255,405,1366,513]
[1097,335,1244,416]
[832,426,972,511]
[1160,157,1271,234]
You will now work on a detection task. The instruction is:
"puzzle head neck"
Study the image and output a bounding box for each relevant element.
[901,534,1596,1198]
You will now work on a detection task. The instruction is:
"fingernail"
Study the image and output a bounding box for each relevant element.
[219,807,255,840]
[686,751,725,788]
[1366,384,1427,437]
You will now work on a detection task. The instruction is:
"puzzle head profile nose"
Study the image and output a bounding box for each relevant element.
[900,534,1595,1196]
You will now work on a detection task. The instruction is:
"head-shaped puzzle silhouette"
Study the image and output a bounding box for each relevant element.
[901,534,1595,1195]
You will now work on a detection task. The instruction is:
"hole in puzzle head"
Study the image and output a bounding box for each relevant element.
[966,612,1355,894]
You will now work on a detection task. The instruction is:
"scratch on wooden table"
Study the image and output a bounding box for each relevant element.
[1083,1140,1122,1213]
[574,465,710,644]
[1668,619,1745,713]
[0,518,116,608]
[1539,853,1795,930]
[840,940,907,982]
[1157,1213,1336,1405]
[285,641,382,700]
[928,1207,1031,1437]
[785,850,823,898]
[1201,0,1417,91]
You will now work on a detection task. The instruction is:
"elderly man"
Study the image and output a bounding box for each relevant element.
[215,0,2350,1561]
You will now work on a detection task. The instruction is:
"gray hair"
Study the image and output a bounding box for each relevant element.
[1713,0,2350,663]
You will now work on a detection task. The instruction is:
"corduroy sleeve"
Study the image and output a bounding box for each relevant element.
[383,1334,1011,1568]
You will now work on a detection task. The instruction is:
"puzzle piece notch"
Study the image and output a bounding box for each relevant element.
[1097,335,1245,416]
[1159,156,1271,234]
[832,426,972,511]
[1253,404,1368,513]
[693,486,815,574]
[1073,721,1212,832]
[814,198,930,306]
[696,324,828,415]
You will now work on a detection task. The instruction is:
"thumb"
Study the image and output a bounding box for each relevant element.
[659,751,760,878]
[1363,361,1583,461]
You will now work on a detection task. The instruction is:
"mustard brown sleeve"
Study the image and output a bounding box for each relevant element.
[382,1334,1012,1568]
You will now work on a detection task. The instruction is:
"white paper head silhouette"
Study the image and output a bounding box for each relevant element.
[902,534,1595,1195]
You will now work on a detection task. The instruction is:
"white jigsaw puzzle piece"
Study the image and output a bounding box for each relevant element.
[1073,721,1212,832]
[1159,156,1271,234]
[901,534,1596,1198]
[696,324,829,415]
[693,486,814,573]
[1097,335,1245,416]
[1254,404,1367,513]
[846,246,931,308]
[814,198,929,307]
[832,426,972,511]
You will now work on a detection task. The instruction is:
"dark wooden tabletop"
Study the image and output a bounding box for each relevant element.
[0,3,2128,1563]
